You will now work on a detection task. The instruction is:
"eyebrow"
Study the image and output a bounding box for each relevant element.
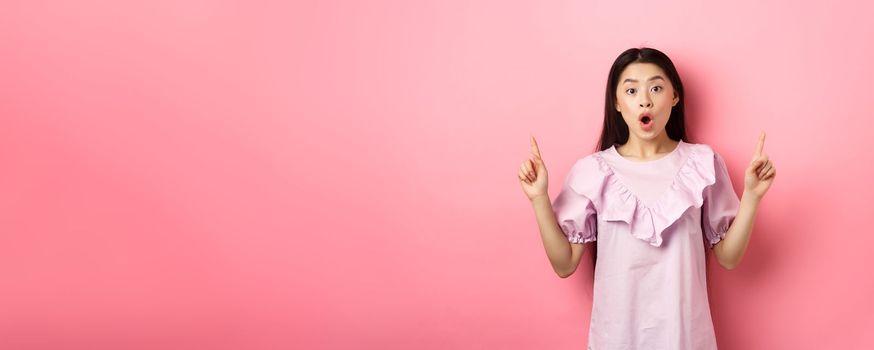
[622,75,666,84]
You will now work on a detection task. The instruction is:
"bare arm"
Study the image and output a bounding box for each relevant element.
[519,136,587,278]
[531,194,586,278]
[713,190,760,269]
[713,131,776,270]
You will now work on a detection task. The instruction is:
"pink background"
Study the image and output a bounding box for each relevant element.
[1,1,872,349]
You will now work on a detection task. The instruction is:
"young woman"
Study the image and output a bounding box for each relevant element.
[518,47,775,349]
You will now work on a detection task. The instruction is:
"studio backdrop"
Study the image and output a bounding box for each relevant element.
[1,1,872,349]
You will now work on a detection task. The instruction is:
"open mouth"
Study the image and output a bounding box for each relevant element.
[639,114,653,125]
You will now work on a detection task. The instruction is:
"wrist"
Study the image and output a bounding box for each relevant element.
[530,193,551,205]
[742,190,762,203]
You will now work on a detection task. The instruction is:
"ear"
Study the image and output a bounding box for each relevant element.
[672,92,680,107]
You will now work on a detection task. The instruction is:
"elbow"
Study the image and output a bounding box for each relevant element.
[713,244,740,270]
[719,258,739,270]
[555,267,575,278]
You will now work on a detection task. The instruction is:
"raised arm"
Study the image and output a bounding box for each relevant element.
[713,131,776,269]
[519,136,587,278]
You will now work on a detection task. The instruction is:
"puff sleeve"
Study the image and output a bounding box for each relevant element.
[701,152,741,249]
[551,165,598,244]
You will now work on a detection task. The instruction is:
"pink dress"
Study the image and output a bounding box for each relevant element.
[552,140,740,350]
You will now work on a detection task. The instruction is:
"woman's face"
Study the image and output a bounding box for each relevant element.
[615,62,680,140]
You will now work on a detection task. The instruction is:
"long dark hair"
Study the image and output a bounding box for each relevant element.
[596,47,690,152]
[590,47,691,269]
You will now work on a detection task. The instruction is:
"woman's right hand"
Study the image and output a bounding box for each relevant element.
[518,135,549,201]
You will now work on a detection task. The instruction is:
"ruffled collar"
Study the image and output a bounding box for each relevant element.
[570,141,717,247]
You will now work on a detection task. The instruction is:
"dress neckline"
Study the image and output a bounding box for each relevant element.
[609,140,684,164]
[597,139,692,210]
[578,142,717,247]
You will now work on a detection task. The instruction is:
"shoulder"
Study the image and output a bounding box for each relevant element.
[683,140,715,154]
[682,141,727,163]
[681,141,733,179]
[567,149,610,176]
[561,150,612,193]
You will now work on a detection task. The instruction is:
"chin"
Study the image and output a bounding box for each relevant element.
[634,128,665,139]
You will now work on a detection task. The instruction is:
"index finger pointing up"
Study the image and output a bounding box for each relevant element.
[530,135,542,158]
[755,131,766,157]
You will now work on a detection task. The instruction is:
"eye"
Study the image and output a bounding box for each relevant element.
[625,88,636,95]
[651,86,663,93]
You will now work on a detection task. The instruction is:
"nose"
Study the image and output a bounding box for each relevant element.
[639,98,652,108]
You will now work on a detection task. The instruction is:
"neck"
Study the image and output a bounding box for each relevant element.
[617,132,678,159]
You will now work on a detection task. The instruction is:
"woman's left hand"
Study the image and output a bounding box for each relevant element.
[744,131,776,201]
